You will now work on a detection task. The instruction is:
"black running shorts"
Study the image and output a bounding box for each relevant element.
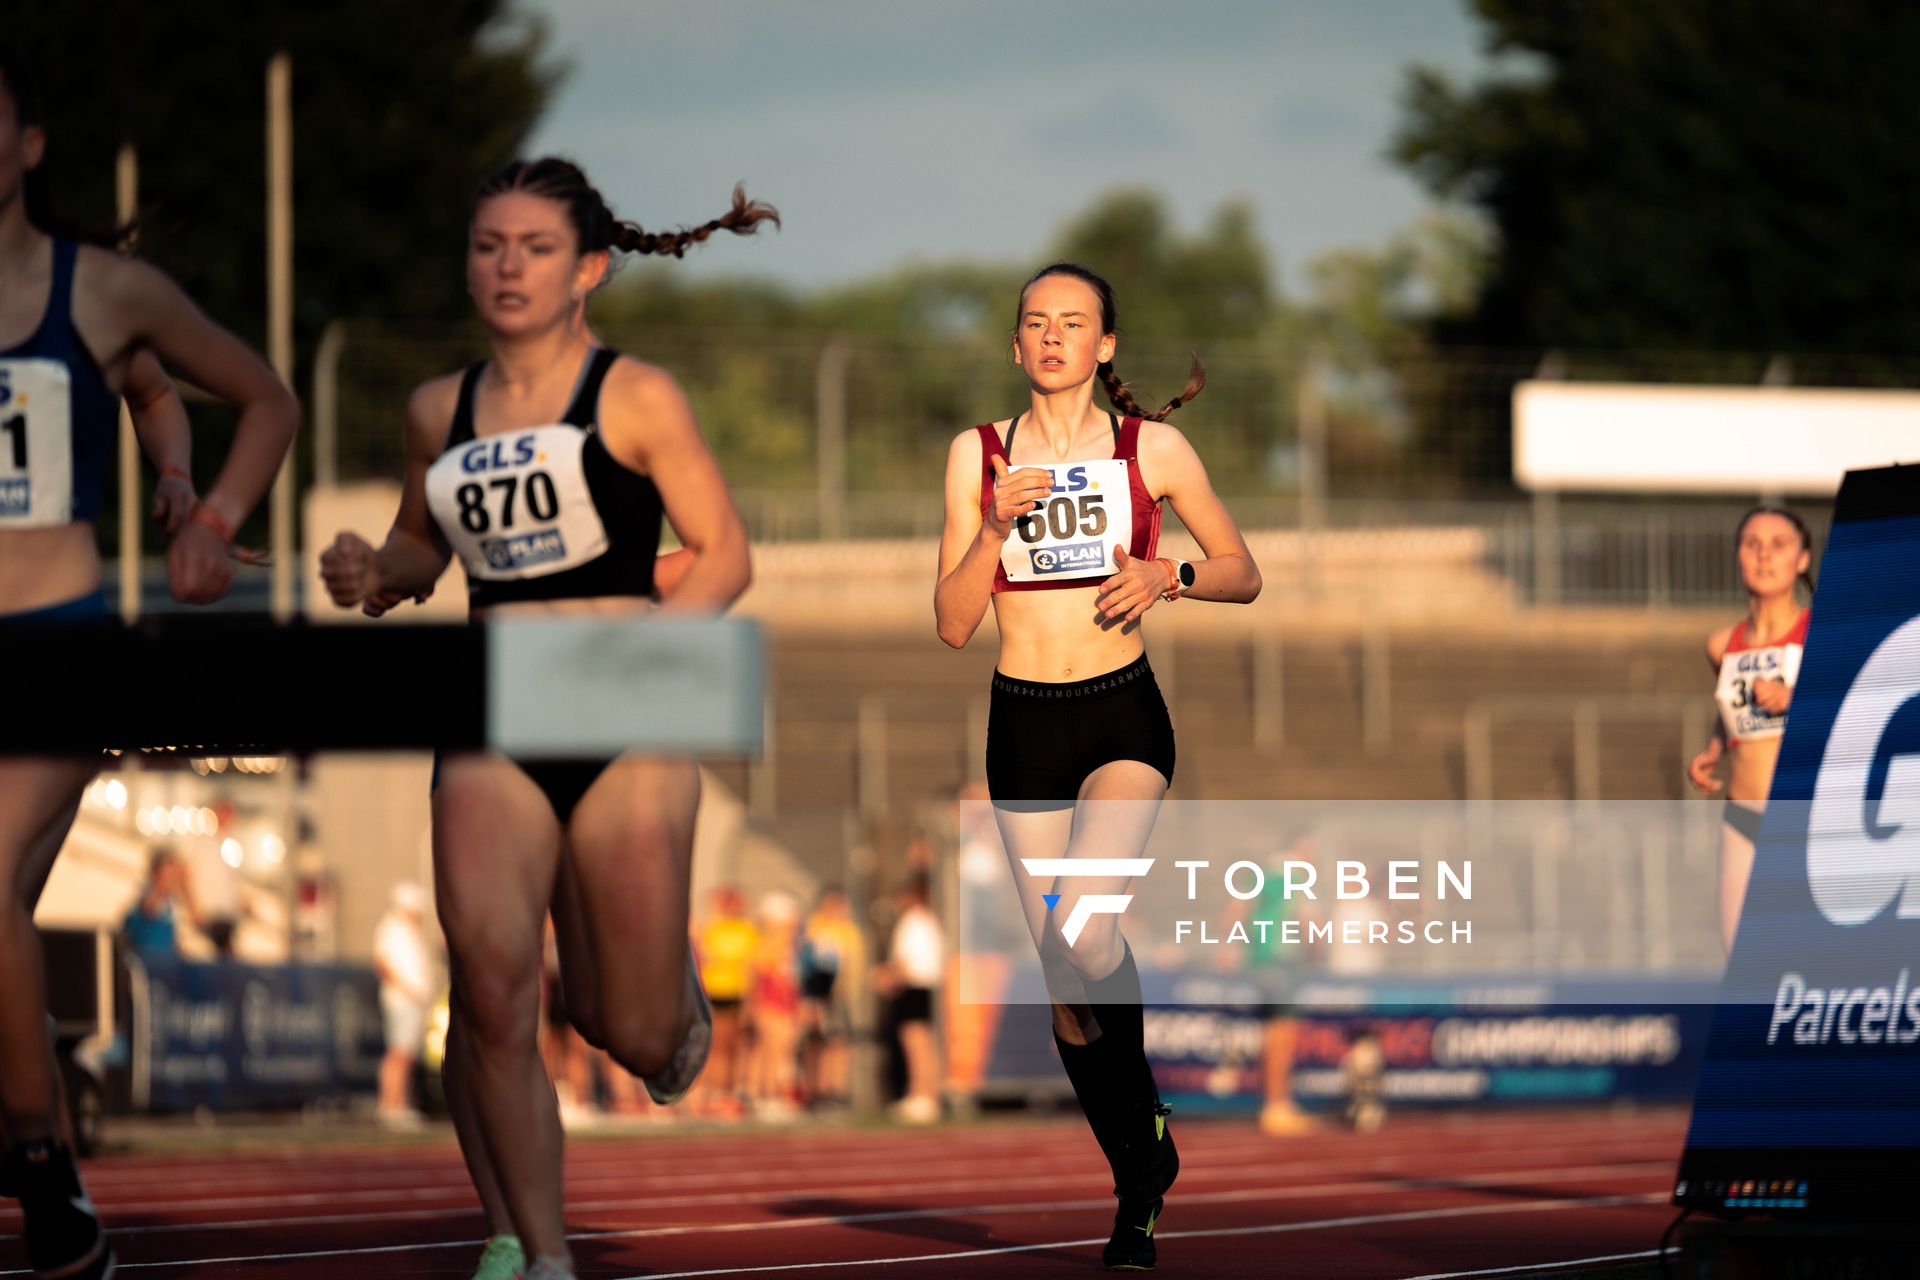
[985,654,1176,810]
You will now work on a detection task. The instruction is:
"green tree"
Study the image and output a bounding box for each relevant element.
[14,2,555,349]
[13,3,555,540]
[592,189,1295,493]
[1397,0,1920,356]
[1051,188,1275,343]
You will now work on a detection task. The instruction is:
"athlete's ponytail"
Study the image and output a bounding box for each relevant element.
[1018,262,1206,422]
[475,158,778,271]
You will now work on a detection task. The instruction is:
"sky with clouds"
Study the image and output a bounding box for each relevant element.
[516,1,1491,293]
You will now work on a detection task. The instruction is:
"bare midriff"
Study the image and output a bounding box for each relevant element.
[0,525,102,615]
[992,585,1144,682]
[1725,736,1781,808]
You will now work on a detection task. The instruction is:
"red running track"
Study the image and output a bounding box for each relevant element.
[0,1108,1687,1278]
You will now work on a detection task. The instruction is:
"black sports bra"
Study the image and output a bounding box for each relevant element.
[423,347,663,607]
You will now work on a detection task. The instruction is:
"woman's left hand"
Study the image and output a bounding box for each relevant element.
[150,474,198,536]
[167,518,236,604]
[1752,677,1792,715]
[1095,546,1165,625]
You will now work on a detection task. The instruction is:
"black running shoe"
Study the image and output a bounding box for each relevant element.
[1101,1193,1164,1271]
[7,1140,115,1279]
[1100,1102,1176,1271]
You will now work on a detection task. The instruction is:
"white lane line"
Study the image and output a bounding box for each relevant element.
[0,1165,1670,1273]
[59,1111,1685,1192]
[616,1193,1668,1280]
[0,1132,1675,1227]
[33,1115,1681,1207]
[46,1157,1675,1241]
[1397,1248,1665,1279]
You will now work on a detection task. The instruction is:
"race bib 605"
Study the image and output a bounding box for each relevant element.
[999,458,1133,583]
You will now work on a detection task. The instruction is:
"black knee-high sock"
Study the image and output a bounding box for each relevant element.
[1054,943,1171,1199]
[1085,943,1143,1043]
[1086,942,1159,1101]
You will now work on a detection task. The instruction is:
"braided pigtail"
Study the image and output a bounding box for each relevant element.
[610,184,781,259]
[1099,354,1207,422]
[477,158,779,263]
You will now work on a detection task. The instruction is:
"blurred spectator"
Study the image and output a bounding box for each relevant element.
[121,847,202,962]
[693,886,759,1117]
[177,820,243,960]
[373,881,436,1128]
[747,891,802,1118]
[1253,834,1316,1137]
[1343,1026,1387,1132]
[881,875,943,1124]
[799,885,865,1109]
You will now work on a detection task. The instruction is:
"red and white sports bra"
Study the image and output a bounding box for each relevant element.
[1716,609,1809,744]
[977,412,1160,593]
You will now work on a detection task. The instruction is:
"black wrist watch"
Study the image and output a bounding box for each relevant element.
[1175,559,1197,591]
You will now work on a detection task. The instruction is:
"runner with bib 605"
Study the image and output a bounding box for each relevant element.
[935,262,1260,1271]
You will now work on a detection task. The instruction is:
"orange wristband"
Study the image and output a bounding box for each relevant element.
[1158,557,1181,601]
[188,504,233,543]
[160,464,191,483]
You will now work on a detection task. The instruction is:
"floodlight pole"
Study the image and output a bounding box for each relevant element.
[115,144,140,619]
[266,50,295,620]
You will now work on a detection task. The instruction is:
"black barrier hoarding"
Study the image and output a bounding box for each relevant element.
[2,616,763,756]
[130,959,384,1112]
[10,617,488,754]
[1675,464,1920,1220]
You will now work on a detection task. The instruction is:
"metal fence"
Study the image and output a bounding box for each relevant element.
[313,322,1858,606]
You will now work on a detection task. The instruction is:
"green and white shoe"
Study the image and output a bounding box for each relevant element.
[642,945,713,1107]
[468,1234,523,1280]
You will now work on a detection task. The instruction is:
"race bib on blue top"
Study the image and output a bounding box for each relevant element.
[0,359,75,528]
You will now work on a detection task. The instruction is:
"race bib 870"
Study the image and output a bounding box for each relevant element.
[425,424,610,581]
[0,358,75,528]
[998,458,1133,583]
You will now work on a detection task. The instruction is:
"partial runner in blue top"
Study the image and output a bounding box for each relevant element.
[0,42,298,1280]
[0,238,118,525]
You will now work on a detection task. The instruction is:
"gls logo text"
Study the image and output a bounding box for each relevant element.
[1808,614,1920,925]
[461,434,538,474]
[1019,858,1154,946]
[1048,465,1091,494]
